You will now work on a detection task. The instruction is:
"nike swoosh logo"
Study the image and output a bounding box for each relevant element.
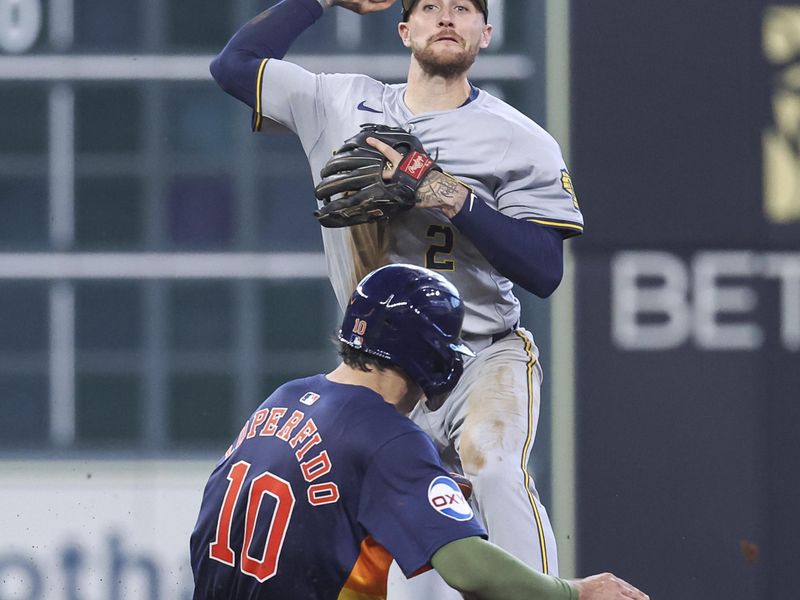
[357,101,383,114]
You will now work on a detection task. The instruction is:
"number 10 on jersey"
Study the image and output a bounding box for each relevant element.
[209,461,295,582]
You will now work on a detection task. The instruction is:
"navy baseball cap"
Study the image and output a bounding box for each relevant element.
[401,0,488,22]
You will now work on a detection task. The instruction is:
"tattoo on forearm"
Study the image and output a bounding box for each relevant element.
[417,172,467,207]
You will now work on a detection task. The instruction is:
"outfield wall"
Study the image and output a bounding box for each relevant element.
[0,460,211,599]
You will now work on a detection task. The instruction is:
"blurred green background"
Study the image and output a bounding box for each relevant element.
[0,0,553,457]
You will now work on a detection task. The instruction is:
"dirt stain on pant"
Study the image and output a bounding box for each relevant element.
[459,364,531,475]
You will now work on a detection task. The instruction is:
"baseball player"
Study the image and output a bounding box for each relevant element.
[190,264,647,600]
[210,0,583,596]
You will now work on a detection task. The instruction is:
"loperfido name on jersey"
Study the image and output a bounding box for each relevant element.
[224,402,339,507]
[427,476,474,521]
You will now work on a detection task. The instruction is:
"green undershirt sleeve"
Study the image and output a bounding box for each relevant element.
[431,537,579,600]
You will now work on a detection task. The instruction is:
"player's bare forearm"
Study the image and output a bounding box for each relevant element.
[416,171,469,218]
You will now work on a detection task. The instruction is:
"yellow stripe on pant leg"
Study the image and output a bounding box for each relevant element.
[514,329,549,574]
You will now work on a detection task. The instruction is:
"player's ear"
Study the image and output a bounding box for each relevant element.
[479,23,493,49]
[398,22,412,48]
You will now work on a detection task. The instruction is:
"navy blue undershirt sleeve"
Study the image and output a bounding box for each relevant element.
[209,0,323,108]
[450,195,564,298]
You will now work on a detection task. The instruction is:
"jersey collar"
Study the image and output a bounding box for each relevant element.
[459,83,480,107]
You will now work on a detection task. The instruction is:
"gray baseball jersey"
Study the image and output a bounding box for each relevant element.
[257,59,583,337]
[255,58,572,587]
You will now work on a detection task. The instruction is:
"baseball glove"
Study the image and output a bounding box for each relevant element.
[314,123,442,228]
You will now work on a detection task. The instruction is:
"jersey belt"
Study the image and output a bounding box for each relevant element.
[490,327,514,344]
[462,326,516,353]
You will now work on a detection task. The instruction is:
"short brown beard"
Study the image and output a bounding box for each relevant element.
[413,40,479,79]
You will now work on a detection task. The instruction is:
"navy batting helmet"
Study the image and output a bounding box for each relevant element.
[339,264,474,397]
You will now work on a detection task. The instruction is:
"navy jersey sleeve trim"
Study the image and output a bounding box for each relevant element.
[251,58,270,131]
[497,207,585,238]
[450,193,565,298]
[403,531,489,579]
[209,0,323,118]
[528,217,584,238]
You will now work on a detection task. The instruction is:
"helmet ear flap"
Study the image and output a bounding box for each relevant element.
[401,325,468,398]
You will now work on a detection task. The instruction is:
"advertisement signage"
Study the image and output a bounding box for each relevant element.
[572,1,799,597]
[0,461,211,600]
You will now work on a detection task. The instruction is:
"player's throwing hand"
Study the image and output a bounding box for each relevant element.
[570,572,650,600]
[329,0,398,14]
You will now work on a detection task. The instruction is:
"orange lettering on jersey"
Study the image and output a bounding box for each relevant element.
[225,405,340,509]
[276,410,305,441]
[308,482,340,506]
[301,450,332,482]
[247,409,269,439]
[289,419,318,448]
[295,432,323,461]
[259,407,287,436]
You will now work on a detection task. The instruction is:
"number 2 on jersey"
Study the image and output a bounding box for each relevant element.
[426,224,455,271]
[209,460,296,582]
